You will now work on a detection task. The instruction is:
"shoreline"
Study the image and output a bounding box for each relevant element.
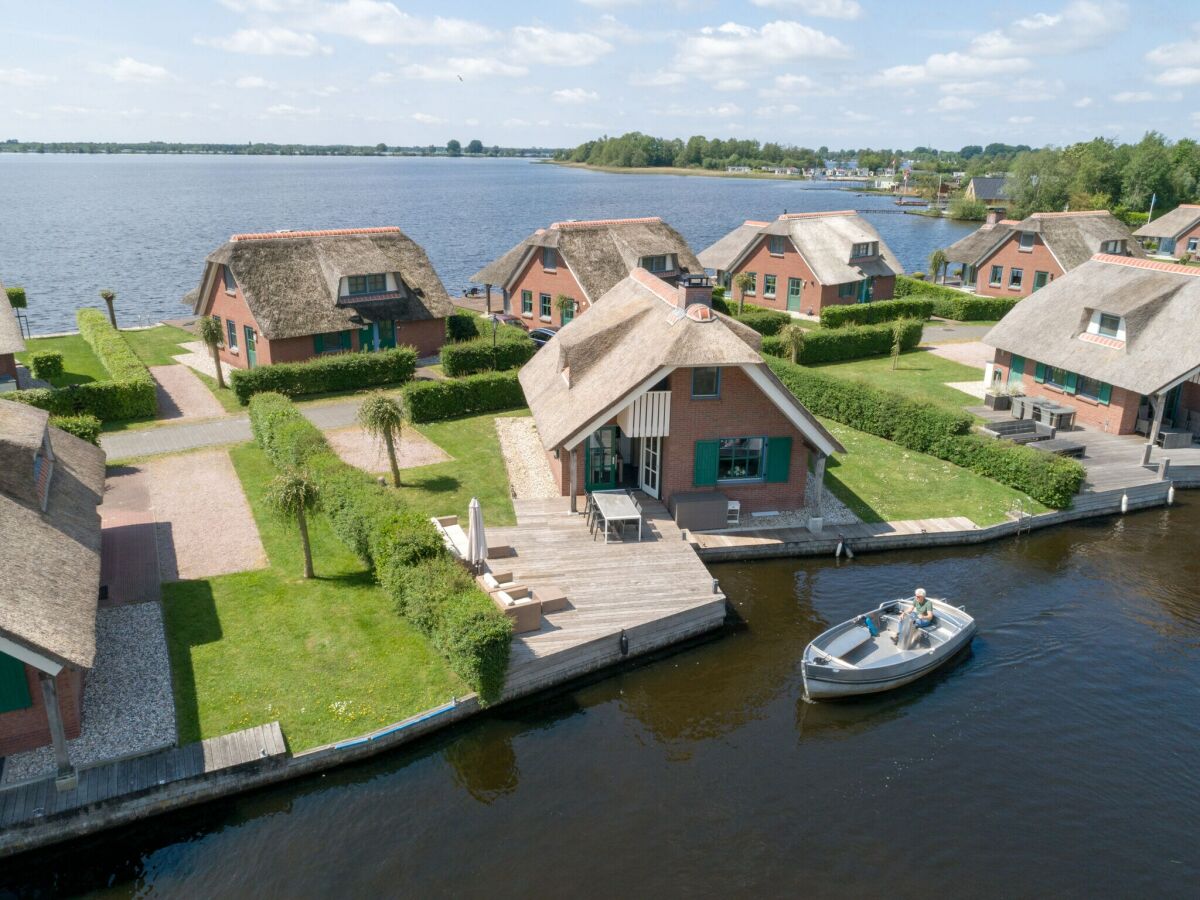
[544,160,836,182]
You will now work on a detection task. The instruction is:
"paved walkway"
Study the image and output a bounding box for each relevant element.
[100,466,161,606]
[922,320,996,343]
[150,364,226,421]
[925,339,992,369]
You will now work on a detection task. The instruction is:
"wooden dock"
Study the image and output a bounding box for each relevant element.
[490,496,728,697]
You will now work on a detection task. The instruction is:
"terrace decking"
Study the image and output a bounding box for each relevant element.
[490,496,728,698]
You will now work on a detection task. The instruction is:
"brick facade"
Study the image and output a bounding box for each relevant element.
[974,231,1063,298]
[0,665,83,757]
[0,352,16,382]
[725,235,895,314]
[508,249,588,328]
[991,348,1141,434]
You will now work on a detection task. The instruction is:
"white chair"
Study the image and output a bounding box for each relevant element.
[726,500,741,526]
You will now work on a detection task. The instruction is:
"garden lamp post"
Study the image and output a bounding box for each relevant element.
[492,315,499,370]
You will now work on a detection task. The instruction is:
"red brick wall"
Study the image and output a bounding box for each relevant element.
[201,267,259,371]
[975,233,1063,298]
[1177,221,1200,255]
[991,349,1141,433]
[0,352,17,382]
[728,236,895,314]
[0,665,83,757]
[510,249,587,328]
[398,318,447,358]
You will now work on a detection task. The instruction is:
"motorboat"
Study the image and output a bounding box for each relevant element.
[802,598,976,701]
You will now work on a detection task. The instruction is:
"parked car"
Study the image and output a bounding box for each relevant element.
[529,326,559,348]
[488,313,528,331]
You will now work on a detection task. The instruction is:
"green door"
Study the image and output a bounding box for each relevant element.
[786,278,803,312]
[1032,271,1049,292]
[858,276,874,303]
[359,326,374,351]
[1009,354,1025,388]
[244,326,257,368]
[378,320,396,349]
[585,427,618,491]
[0,653,32,713]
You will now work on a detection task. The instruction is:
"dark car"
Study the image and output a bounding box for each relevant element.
[488,313,528,331]
[528,326,559,348]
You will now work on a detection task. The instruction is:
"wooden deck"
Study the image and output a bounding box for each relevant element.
[490,496,728,697]
[0,722,285,832]
[694,516,979,553]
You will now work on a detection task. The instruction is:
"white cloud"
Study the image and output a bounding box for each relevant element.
[411,112,447,124]
[940,80,996,96]
[503,117,530,127]
[1008,115,1034,124]
[551,88,600,104]
[311,1,496,46]
[628,70,686,86]
[935,95,976,111]
[402,57,527,80]
[1074,96,1094,107]
[199,28,329,56]
[1146,33,1200,67]
[673,19,849,84]
[754,103,801,116]
[311,85,339,97]
[511,27,613,66]
[0,68,54,87]
[714,78,748,91]
[879,51,1030,85]
[234,75,275,89]
[749,0,863,19]
[969,1,1126,58]
[706,102,742,117]
[368,71,394,84]
[104,57,172,83]
[265,103,320,116]
[1153,67,1200,85]
[1111,90,1153,103]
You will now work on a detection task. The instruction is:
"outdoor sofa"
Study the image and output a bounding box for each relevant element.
[980,419,1056,444]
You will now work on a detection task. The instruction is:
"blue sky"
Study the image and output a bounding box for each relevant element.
[1,0,1196,148]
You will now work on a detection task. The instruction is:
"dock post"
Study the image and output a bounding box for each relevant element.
[1158,457,1171,481]
[1142,443,1153,466]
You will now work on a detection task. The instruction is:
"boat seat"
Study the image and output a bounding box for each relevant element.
[824,625,873,659]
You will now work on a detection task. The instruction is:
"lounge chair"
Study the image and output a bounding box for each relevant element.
[492,588,543,634]
[476,570,526,595]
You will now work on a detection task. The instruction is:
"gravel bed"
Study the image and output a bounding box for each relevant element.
[173,340,236,383]
[495,417,559,500]
[703,471,860,533]
[2,603,177,784]
[326,424,449,474]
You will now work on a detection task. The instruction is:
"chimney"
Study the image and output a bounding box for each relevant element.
[986,210,1001,225]
[676,273,713,310]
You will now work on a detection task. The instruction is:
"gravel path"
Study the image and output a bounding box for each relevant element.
[150,364,226,421]
[147,449,267,581]
[924,340,993,369]
[2,603,177,784]
[326,424,450,474]
[173,341,236,384]
[495,417,558,499]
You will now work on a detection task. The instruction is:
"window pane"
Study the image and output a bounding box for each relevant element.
[1009,268,1023,287]
[764,275,776,296]
[1078,376,1104,399]
[543,248,555,268]
[367,274,386,292]
[522,290,532,314]
[540,294,551,317]
[222,266,236,292]
[1020,232,1035,248]
[989,266,1003,285]
[717,436,764,481]
[1098,313,1120,337]
[692,367,720,397]
[745,273,756,295]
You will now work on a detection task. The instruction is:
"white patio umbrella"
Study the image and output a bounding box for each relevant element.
[467,497,487,570]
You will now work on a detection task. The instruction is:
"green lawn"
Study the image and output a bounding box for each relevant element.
[820,417,1047,525]
[161,443,465,751]
[121,324,195,367]
[15,334,108,386]
[812,349,984,412]
[397,409,526,526]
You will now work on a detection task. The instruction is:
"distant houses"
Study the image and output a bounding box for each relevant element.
[471,216,701,328]
[983,255,1200,438]
[963,176,1011,210]
[1134,204,1200,259]
[942,211,1142,297]
[187,226,453,368]
[699,211,904,315]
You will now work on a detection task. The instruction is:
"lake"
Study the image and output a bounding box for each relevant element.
[2,502,1197,897]
[0,155,973,334]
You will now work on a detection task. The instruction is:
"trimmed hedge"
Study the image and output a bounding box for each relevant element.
[29,351,64,381]
[820,297,935,328]
[247,392,512,699]
[895,275,1019,321]
[6,286,27,309]
[49,413,102,445]
[761,319,923,365]
[440,327,533,377]
[403,370,526,423]
[765,356,1084,508]
[230,346,417,405]
[710,296,792,336]
[447,311,483,342]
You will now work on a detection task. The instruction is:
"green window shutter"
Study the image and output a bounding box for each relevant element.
[1034,362,1046,383]
[1010,355,1025,377]
[765,436,792,483]
[1098,383,1112,405]
[1064,372,1078,394]
[0,653,32,714]
[313,333,324,354]
[693,440,719,486]
[339,330,353,351]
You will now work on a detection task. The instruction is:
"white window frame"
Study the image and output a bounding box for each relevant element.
[988,265,1003,287]
[1019,232,1035,252]
[763,274,777,298]
[1009,267,1024,289]
[768,236,786,257]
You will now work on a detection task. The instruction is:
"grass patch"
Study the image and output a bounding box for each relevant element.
[811,349,984,413]
[161,442,465,750]
[15,334,107,386]
[396,409,525,526]
[121,324,195,367]
[820,417,1047,525]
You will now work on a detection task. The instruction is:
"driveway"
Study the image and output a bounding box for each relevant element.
[150,364,226,421]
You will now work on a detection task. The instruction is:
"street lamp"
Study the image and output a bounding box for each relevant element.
[491,315,499,370]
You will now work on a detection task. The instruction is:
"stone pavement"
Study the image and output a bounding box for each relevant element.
[925,339,993,369]
[150,364,226,421]
[922,319,996,344]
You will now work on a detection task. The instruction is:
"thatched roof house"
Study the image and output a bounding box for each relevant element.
[964,176,1010,206]
[943,219,1017,265]
[1133,204,1200,255]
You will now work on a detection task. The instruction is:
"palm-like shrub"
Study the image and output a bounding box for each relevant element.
[733,272,755,315]
[779,323,807,364]
[99,289,117,328]
[197,316,226,389]
[358,391,407,487]
[928,249,948,285]
[265,470,319,578]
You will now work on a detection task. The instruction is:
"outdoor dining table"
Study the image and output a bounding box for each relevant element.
[590,490,642,543]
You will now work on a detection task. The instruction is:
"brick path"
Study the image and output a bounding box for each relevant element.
[150,365,226,421]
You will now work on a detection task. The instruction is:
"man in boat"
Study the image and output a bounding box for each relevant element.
[910,588,935,628]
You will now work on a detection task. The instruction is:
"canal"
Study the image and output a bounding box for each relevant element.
[3,504,1198,897]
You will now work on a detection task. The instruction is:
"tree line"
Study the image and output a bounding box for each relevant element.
[0,140,556,157]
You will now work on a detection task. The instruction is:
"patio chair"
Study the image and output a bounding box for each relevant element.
[476,570,526,595]
[618,495,643,540]
[492,588,543,634]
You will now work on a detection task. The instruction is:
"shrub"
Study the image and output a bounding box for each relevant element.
[49,413,102,445]
[765,356,1083,508]
[247,392,512,698]
[6,286,27,309]
[947,196,988,221]
[440,327,533,377]
[760,319,923,364]
[820,298,935,328]
[447,312,483,342]
[894,275,1019,321]
[730,308,792,336]
[29,351,64,381]
[404,370,526,423]
[230,346,417,405]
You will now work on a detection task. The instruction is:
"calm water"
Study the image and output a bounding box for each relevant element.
[0,155,972,334]
[2,503,1197,897]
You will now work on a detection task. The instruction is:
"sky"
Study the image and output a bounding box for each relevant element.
[0,0,1197,149]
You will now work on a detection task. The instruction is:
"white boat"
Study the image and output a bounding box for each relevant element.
[802,598,976,701]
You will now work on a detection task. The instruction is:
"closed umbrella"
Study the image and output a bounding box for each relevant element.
[467,497,487,571]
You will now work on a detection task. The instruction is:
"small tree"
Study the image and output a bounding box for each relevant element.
[779,323,807,364]
[6,286,26,308]
[197,316,227,389]
[99,289,117,328]
[555,293,575,323]
[928,249,948,285]
[358,392,407,487]
[265,470,319,579]
[890,320,907,371]
[733,272,755,315]
[446,139,462,157]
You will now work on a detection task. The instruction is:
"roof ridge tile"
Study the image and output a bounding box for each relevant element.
[1093,253,1200,276]
[230,226,401,242]
[550,216,662,230]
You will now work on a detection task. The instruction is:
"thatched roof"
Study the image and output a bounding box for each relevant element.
[0,400,105,670]
[1134,204,1200,241]
[191,227,453,340]
[518,269,842,456]
[943,221,1014,264]
[0,279,25,356]
[983,255,1200,396]
[697,221,769,272]
[951,211,1143,270]
[470,217,702,305]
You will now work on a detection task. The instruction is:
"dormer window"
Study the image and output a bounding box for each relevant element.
[347,274,387,296]
[222,265,237,294]
[850,242,876,259]
[1098,313,1121,337]
[1019,232,1035,251]
[1101,239,1125,254]
[542,247,557,270]
[641,254,671,273]
[768,236,786,256]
